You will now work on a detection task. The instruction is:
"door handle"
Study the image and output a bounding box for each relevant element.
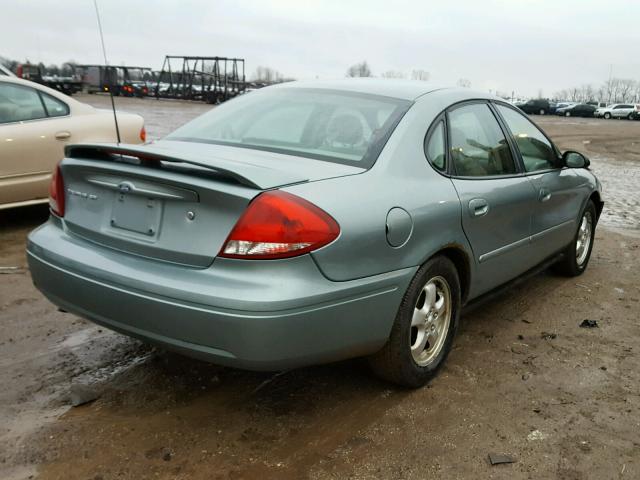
[468,198,489,217]
[55,131,71,140]
[539,188,551,202]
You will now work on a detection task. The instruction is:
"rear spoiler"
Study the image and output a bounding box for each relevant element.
[64,143,309,190]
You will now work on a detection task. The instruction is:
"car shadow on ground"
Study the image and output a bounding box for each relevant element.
[0,203,50,231]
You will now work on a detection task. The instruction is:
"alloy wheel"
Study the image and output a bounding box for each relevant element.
[410,276,451,366]
[576,212,593,266]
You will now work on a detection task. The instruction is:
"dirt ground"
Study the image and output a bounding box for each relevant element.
[1,98,639,480]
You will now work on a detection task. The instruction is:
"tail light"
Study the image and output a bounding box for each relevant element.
[49,164,65,217]
[219,191,339,260]
[139,125,146,142]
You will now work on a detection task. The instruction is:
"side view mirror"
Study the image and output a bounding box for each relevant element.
[563,151,590,169]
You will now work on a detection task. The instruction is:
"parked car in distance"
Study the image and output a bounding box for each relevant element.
[555,102,576,110]
[556,103,596,117]
[595,103,637,119]
[518,98,552,115]
[0,76,146,210]
[27,80,603,388]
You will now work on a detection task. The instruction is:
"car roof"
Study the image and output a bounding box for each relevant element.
[268,78,496,102]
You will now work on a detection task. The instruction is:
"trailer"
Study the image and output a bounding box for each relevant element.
[16,63,83,96]
[154,56,246,103]
[77,65,153,97]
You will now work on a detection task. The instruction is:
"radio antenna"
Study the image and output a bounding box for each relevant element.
[93,0,121,143]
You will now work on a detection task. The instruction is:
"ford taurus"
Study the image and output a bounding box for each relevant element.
[27,80,603,387]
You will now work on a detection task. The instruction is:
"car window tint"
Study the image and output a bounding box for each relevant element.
[0,82,46,123]
[426,120,446,172]
[40,92,69,118]
[496,105,558,172]
[448,103,516,177]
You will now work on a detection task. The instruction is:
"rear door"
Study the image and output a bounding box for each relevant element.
[495,103,584,263]
[613,104,632,118]
[0,81,69,205]
[446,102,538,296]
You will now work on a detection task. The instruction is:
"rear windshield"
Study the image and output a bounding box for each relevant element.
[167,88,411,167]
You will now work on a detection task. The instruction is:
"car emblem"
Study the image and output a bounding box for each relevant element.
[118,182,133,194]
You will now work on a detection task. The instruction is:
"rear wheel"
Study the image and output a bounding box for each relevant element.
[554,200,596,277]
[565,111,571,117]
[539,109,546,115]
[369,256,460,388]
[628,113,634,120]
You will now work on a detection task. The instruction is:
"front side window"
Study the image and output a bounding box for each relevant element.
[448,103,516,177]
[496,104,558,172]
[0,82,47,123]
[425,120,446,172]
[40,92,69,117]
[168,88,411,167]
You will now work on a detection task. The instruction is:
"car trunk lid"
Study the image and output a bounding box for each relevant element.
[60,142,363,267]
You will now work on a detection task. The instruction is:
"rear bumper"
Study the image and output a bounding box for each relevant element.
[27,220,415,370]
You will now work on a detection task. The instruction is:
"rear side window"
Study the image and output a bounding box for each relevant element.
[0,82,46,123]
[40,92,69,118]
[448,103,516,177]
[496,105,558,172]
[425,120,446,172]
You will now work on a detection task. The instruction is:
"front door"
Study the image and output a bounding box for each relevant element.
[447,102,537,297]
[494,104,584,263]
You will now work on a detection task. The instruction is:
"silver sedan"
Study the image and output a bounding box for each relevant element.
[27,79,603,387]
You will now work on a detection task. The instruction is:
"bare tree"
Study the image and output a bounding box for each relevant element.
[346,61,372,78]
[617,79,636,102]
[411,69,430,81]
[580,84,595,102]
[603,78,620,103]
[252,66,285,84]
[457,78,471,88]
[633,81,640,102]
[568,87,580,102]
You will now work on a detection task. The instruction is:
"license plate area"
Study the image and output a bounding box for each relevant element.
[111,193,162,236]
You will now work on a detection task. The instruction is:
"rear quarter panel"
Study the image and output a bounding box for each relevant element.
[286,90,480,287]
[71,111,144,144]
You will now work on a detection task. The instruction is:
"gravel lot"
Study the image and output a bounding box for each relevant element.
[1,97,639,480]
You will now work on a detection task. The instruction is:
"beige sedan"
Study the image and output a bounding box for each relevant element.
[0,76,145,209]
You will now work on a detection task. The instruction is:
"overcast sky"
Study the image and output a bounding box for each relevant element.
[2,0,640,97]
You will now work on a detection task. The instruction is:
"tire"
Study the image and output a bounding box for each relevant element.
[369,256,461,388]
[565,111,571,117]
[604,112,611,119]
[539,109,546,115]
[628,113,634,120]
[554,200,597,277]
